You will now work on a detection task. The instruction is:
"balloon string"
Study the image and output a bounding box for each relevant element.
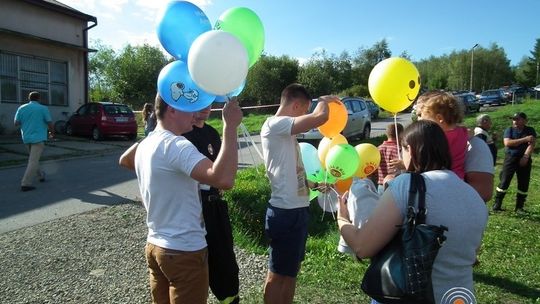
[394,114,401,160]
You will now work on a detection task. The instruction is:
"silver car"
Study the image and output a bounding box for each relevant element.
[296,97,371,142]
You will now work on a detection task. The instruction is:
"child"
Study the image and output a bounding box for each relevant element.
[142,103,156,136]
[377,123,404,194]
[474,114,497,166]
[416,91,467,179]
[337,172,379,255]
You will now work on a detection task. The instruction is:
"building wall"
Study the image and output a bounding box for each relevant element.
[0,0,92,134]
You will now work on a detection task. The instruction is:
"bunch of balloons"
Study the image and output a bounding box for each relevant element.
[299,97,381,211]
[156,1,265,111]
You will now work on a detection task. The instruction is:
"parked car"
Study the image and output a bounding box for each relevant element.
[296,97,371,142]
[453,92,480,114]
[478,89,506,106]
[365,99,380,119]
[66,102,138,140]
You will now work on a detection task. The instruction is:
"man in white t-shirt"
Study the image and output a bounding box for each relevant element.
[134,94,242,304]
[261,83,332,304]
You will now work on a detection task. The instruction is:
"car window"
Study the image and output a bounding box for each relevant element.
[103,105,133,115]
[77,105,89,115]
[343,100,354,114]
[358,100,367,111]
[89,104,99,115]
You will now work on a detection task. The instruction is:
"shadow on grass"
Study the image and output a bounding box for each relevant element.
[475,272,540,300]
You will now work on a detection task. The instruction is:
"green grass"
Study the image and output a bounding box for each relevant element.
[226,100,540,303]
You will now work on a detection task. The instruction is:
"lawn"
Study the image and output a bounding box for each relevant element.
[225,99,540,303]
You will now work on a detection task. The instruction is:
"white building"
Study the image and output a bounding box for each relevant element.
[0,0,96,133]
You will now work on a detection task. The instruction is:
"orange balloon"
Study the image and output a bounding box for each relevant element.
[318,99,347,138]
[318,134,348,168]
[335,177,353,194]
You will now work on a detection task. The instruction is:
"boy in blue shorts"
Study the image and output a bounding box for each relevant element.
[261,84,331,304]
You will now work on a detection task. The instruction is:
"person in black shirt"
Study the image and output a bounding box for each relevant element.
[183,105,240,304]
[493,112,536,213]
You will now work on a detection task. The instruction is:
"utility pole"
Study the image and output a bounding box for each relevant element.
[469,44,479,92]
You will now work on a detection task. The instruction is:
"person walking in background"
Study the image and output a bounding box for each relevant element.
[338,120,488,303]
[377,123,404,194]
[415,91,468,179]
[134,94,242,303]
[492,112,536,213]
[261,84,330,304]
[14,91,54,192]
[182,104,240,304]
[474,114,497,166]
[142,102,157,136]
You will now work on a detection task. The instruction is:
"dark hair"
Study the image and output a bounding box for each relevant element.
[154,94,169,120]
[280,83,311,106]
[28,91,40,101]
[142,103,154,122]
[417,91,463,124]
[401,120,452,173]
[386,123,404,140]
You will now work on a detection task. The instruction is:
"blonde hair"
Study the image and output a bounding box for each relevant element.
[416,91,463,125]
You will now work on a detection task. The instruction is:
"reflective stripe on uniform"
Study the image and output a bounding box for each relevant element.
[220,295,239,304]
[517,189,528,195]
[496,187,507,193]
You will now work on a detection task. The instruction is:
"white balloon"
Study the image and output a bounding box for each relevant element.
[188,30,249,95]
[317,190,339,213]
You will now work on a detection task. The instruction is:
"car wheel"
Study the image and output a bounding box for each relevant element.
[362,124,371,139]
[66,123,73,136]
[92,127,102,141]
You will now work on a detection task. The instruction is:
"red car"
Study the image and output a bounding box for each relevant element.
[66,102,138,140]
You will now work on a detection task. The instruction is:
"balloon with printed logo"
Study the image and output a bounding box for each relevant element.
[354,143,381,178]
[368,57,421,114]
[157,60,215,112]
[214,80,246,103]
[188,30,249,96]
[299,142,322,175]
[156,1,211,60]
[318,99,348,138]
[318,134,348,168]
[325,144,360,180]
[215,7,265,67]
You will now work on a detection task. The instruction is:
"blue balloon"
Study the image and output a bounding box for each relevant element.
[157,61,215,112]
[156,1,211,60]
[213,80,246,103]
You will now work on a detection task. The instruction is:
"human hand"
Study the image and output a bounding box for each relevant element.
[389,159,405,171]
[222,98,243,129]
[337,191,351,222]
[519,155,530,167]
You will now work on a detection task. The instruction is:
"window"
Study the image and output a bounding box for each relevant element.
[0,52,68,106]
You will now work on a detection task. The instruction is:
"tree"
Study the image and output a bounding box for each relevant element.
[241,54,299,105]
[351,39,392,96]
[88,42,168,109]
[515,38,540,87]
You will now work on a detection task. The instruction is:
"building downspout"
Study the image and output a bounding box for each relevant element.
[82,18,97,105]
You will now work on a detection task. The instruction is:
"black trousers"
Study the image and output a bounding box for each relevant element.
[201,192,240,303]
[495,154,532,209]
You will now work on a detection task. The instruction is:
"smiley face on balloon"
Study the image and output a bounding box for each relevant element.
[368,57,421,114]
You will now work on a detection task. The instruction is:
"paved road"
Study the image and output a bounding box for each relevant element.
[0,113,411,233]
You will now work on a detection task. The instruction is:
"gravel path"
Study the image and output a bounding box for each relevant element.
[0,203,267,303]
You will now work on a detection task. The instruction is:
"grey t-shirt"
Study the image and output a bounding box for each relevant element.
[388,171,488,304]
[465,136,494,174]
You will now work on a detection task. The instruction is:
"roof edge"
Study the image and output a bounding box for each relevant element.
[21,0,97,22]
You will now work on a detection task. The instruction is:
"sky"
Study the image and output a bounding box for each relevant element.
[60,0,540,66]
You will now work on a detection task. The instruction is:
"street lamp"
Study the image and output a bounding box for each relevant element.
[469,43,479,92]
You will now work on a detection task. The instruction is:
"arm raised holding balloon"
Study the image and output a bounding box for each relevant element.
[290,96,332,135]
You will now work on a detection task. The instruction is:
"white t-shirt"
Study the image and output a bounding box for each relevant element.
[388,171,488,303]
[261,116,310,209]
[465,136,494,174]
[135,129,207,251]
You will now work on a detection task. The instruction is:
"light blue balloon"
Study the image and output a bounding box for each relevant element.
[157,61,215,112]
[214,80,246,103]
[299,142,322,175]
[156,1,211,60]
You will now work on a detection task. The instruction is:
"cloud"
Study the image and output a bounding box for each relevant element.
[135,0,213,10]
[100,0,128,13]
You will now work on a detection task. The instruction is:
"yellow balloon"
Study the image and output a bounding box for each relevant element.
[318,134,348,168]
[354,143,381,178]
[368,57,421,114]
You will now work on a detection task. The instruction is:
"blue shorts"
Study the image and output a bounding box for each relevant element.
[265,204,309,277]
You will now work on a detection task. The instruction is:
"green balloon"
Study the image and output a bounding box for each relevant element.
[215,7,265,67]
[325,144,360,180]
[309,189,318,201]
